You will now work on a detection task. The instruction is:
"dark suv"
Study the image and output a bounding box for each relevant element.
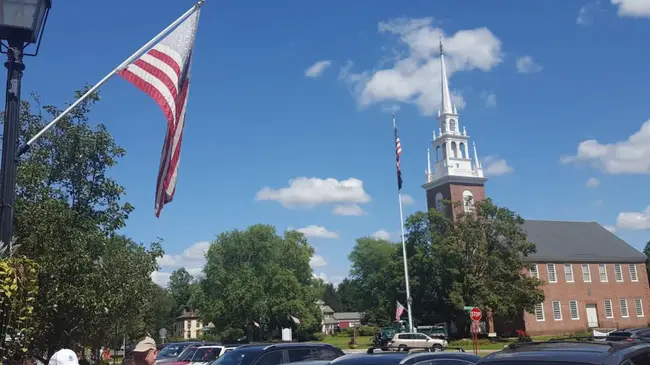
[480,339,650,365]
[208,343,344,365]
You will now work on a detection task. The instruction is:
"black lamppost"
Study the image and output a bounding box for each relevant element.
[0,0,51,250]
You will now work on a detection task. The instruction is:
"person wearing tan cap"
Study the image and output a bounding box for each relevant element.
[132,336,158,365]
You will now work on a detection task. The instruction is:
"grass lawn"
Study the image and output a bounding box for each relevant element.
[318,335,374,349]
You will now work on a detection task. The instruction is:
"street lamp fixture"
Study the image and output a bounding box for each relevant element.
[0,0,51,250]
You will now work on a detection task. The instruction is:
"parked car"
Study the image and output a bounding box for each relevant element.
[158,343,218,365]
[188,346,228,365]
[208,343,344,365]
[481,338,650,365]
[605,328,650,343]
[157,342,202,363]
[388,333,448,352]
[330,350,480,365]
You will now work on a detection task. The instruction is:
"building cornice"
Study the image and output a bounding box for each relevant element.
[422,175,489,190]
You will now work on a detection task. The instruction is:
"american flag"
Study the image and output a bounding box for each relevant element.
[393,114,403,191]
[395,300,406,321]
[119,11,200,217]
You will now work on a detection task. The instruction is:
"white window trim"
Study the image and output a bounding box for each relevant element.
[569,300,580,320]
[564,264,574,283]
[535,303,545,322]
[530,264,539,279]
[547,264,557,283]
[604,299,614,319]
[552,301,563,321]
[620,299,629,318]
[599,264,608,283]
[614,264,624,282]
[582,264,591,283]
[630,264,639,282]
[634,298,644,318]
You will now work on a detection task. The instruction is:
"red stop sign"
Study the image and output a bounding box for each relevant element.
[470,307,482,321]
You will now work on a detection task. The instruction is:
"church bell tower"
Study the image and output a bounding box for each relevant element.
[422,40,488,221]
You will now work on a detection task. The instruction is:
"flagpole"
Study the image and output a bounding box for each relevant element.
[393,114,414,333]
[16,0,206,157]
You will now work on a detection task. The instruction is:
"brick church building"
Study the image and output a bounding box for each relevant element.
[422,42,650,336]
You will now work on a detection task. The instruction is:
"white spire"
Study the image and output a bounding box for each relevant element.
[440,38,453,115]
[473,141,481,168]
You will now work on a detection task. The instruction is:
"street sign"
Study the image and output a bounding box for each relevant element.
[159,328,167,339]
[469,307,482,322]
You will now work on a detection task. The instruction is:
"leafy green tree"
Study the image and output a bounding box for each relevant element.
[405,199,545,328]
[320,283,342,312]
[196,225,322,341]
[143,284,176,342]
[11,90,162,353]
[337,278,364,312]
[347,237,402,325]
[169,268,193,313]
[643,241,650,285]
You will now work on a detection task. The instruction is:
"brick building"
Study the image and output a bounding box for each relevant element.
[422,41,649,336]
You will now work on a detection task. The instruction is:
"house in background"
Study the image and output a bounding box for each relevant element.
[175,308,203,339]
[317,300,364,333]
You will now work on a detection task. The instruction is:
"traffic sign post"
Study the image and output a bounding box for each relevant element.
[159,328,167,344]
[469,307,482,355]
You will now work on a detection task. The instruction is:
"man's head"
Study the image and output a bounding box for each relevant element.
[133,336,157,365]
[48,349,79,365]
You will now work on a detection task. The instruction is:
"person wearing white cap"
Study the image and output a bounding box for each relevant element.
[48,349,79,365]
[132,336,158,365]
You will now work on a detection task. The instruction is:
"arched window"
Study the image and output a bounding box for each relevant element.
[435,146,441,161]
[462,190,475,213]
[441,143,447,160]
[435,192,444,212]
[449,119,456,133]
[451,141,458,158]
[459,142,466,159]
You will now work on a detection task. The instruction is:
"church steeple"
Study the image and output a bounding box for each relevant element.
[440,39,453,116]
[423,38,488,221]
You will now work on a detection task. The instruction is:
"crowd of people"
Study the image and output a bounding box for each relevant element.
[9,337,158,365]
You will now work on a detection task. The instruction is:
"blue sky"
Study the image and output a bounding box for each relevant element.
[21,0,650,286]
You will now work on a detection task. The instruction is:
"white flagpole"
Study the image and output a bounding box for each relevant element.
[17,0,206,157]
[393,114,414,333]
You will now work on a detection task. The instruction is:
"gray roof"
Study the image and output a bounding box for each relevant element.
[522,220,646,263]
[321,305,334,313]
[333,312,364,321]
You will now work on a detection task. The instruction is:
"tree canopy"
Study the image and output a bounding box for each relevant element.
[192,225,322,341]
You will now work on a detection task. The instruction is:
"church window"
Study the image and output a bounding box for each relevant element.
[451,141,458,158]
[459,142,466,159]
[462,190,474,213]
[449,119,456,132]
[435,192,444,212]
[435,146,441,161]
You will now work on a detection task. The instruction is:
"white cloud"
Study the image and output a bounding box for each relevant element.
[561,120,650,174]
[611,0,650,18]
[152,241,210,287]
[483,155,513,176]
[603,225,617,233]
[480,91,497,108]
[310,255,327,268]
[616,206,650,230]
[313,272,329,282]
[516,56,542,73]
[339,17,503,115]
[295,225,339,239]
[305,60,332,78]
[400,194,415,205]
[586,177,600,188]
[332,204,367,216]
[372,230,391,240]
[256,177,372,208]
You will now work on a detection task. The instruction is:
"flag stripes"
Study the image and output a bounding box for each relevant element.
[119,11,199,217]
[393,114,403,191]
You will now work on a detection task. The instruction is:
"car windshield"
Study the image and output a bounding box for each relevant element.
[159,344,190,358]
[209,349,258,365]
[180,348,199,361]
[193,348,223,362]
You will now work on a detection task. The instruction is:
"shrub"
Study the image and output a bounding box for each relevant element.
[357,326,379,337]
[516,330,531,343]
[311,332,326,341]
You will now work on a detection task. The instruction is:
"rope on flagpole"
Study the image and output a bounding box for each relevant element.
[17,0,206,157]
